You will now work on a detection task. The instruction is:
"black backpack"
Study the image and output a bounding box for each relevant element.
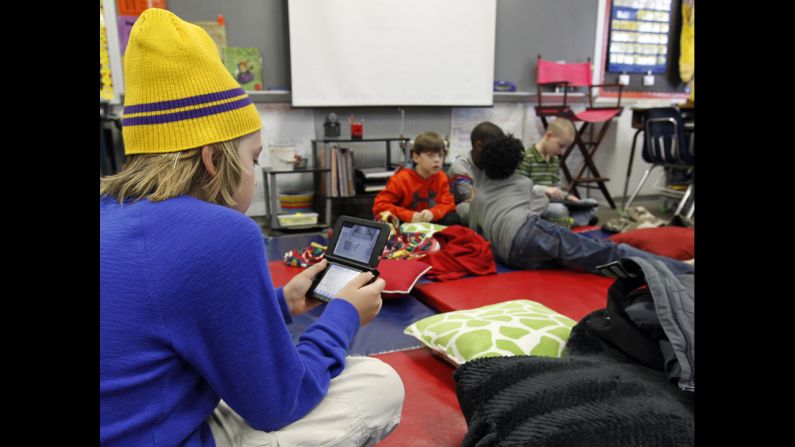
[589,257,694,392]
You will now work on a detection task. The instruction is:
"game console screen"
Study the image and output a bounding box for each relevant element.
[312,263,361,301]
[332,223,381,264]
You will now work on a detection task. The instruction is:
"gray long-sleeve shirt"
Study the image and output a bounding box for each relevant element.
[468,173,549,262]
[447,154,484,224]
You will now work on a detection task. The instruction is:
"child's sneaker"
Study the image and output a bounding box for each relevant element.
[626,206,665,227]
[603,216,634,233]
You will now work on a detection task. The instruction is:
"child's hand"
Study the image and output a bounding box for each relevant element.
[282,259,327,316]
[335,271,386,326]
[420,210,434,222]
[411,212,423,223]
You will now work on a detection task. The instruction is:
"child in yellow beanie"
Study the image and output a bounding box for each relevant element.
[100,9,403,446]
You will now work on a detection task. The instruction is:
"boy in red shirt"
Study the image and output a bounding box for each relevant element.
[373,132,459,225]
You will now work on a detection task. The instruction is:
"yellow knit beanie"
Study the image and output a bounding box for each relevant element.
[121,9,261,154]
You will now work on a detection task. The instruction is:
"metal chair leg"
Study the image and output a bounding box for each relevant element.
[624,165,658,212]
[674,183,693,216]
[686,202,694,219]
[622,129,643,210]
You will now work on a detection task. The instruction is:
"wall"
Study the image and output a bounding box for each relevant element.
[248,97,678,217]
[169,0,291,90]
[495,0,599,91]
[125,1,687,217]
[169,0,600,93]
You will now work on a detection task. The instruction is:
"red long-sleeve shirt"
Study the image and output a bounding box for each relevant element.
[372,167,456,222]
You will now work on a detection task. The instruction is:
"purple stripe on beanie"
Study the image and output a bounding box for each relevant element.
[123,88,246,114]
[122,97,254,126]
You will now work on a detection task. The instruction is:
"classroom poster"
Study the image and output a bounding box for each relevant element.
[193,21,227,58]
[449,103,526,160]
[223,47,264,91]
[100,0,114,101]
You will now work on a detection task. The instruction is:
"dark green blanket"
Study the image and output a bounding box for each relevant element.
[453,309,694,447]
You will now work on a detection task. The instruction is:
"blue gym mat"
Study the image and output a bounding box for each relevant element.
[265,231,437,355]
[288,296,436,355]
[264,231,328,261]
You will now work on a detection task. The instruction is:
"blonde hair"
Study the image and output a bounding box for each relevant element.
[548,118,575,140]
[100,138,243,207]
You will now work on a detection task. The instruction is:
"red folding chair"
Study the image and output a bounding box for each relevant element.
[535,55,624,209]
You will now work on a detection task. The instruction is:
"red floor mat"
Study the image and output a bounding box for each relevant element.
[269,262,468,445]
[373,348,466,447]
[270,261,615,446]
[268,260,304,287]
[413,269,614,321]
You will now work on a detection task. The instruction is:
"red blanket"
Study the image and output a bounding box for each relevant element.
[420,225,496,281]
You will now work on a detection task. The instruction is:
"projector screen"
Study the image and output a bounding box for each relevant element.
[288,0,496,107]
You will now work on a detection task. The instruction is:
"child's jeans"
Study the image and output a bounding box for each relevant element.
[508,214,693,276]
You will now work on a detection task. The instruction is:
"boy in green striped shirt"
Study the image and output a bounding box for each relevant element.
[517,118,598,227]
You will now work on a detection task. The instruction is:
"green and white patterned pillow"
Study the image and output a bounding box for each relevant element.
[404,300,576,367]
[399,222,447,237]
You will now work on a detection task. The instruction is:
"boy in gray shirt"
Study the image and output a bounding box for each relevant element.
[468,134,694,275]
[448,121,548,225]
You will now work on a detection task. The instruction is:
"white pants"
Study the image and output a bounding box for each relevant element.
[208,357,404,447]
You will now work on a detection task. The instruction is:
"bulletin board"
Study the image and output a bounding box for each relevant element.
[606,0,672,74]
[600,0,689,95]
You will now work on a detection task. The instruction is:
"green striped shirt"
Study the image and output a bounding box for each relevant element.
[517,144,561,187]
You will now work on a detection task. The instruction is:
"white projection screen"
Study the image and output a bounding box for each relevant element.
[288,0,496,107]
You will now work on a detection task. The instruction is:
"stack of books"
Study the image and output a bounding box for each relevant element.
[319,145,356,197]
[355,168,396,194]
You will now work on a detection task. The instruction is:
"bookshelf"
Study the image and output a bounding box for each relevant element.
[312,137,410,223]
[262,166,330,231]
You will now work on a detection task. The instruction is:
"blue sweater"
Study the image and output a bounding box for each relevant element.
[100,196,360,446]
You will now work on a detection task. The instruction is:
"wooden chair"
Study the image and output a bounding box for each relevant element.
[535,55,624,209]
